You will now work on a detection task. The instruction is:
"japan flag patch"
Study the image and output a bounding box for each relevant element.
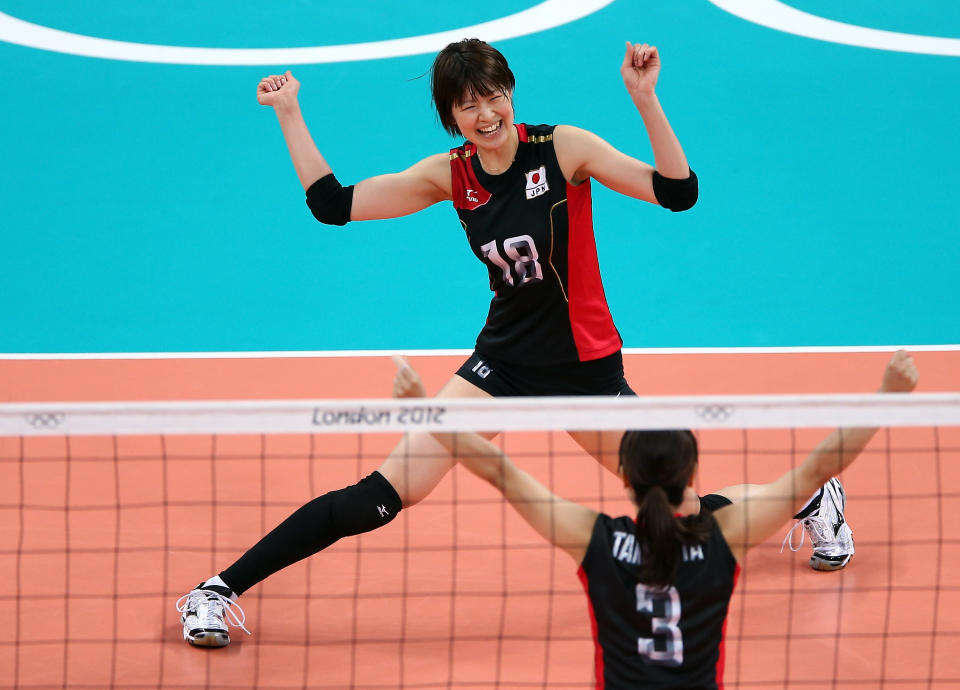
[524,166,549,199]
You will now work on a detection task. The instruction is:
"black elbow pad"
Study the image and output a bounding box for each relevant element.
[652,168,698,212]
[305,173,355,226]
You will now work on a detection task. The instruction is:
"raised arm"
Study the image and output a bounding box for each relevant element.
[258,71,451,224]
[431,431,598,563]
[714,351,920,561]
[553,42,696,211]
[391,355,427,398]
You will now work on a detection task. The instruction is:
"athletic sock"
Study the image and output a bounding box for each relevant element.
[199,575,237,601]
[218,471,402,595]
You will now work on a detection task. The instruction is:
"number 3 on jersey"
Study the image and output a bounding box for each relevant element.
[480,234,543,287]
[636,583,683,666]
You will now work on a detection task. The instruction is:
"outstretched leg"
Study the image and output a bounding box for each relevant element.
[179,374,493,647]
[568,429,624,476]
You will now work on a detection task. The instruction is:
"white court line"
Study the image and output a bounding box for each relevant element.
[0,0,614,65]
[1,345,957,360]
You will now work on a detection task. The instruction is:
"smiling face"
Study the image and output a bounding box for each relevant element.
[431,38,516,139]
[452,89,515,149]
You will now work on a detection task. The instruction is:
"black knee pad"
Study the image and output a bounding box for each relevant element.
[329,471,403,537]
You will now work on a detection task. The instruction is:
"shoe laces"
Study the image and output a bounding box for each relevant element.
[176,589,251,636]
[781,520,806,553]
[780,516,832,553]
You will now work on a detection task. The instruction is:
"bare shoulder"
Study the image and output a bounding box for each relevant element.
[416,151,453,177]
[553,124,599,151]
[554,125,612,147]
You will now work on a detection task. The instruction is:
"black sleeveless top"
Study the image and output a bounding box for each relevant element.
[449,124,622,365]
[578,514,740,689]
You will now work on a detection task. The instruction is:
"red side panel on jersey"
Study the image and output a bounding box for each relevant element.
[577,566,605,689]
[566,180,622,361]
[715,563,741,689]
[450,142,492,211]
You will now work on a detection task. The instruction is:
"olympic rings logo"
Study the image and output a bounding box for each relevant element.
[695,405,734,423]
[25,413,66,429]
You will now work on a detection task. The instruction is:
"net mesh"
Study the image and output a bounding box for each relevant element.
[2,395,960,689]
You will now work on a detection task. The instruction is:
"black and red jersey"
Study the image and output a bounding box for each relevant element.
[449,124,622,365]
[578,514,740,690]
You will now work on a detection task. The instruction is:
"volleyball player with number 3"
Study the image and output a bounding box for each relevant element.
[430,350,918,688]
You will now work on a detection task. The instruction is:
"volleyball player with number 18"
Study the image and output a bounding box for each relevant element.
[177,38,847,647]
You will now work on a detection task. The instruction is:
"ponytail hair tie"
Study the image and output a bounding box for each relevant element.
[634,481,685,506]
[665,485,686,506]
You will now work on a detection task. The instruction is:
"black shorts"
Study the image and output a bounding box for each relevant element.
[699,494,733,512]
[455,350,635,397]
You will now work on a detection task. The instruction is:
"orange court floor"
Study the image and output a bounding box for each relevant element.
[2,349,959,689]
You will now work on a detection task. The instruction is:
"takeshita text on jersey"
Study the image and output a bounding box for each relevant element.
[579,514,740,690]
[450,124,622,366]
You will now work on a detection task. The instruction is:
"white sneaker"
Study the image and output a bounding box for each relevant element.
[176,585,250,647]
[782,478,854,571]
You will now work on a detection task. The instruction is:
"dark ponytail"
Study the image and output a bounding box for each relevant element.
[620,430,714,588]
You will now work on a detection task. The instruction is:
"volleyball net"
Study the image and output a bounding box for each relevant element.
[3,394,960,689]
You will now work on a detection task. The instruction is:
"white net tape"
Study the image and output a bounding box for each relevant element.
[3,393,960,436]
